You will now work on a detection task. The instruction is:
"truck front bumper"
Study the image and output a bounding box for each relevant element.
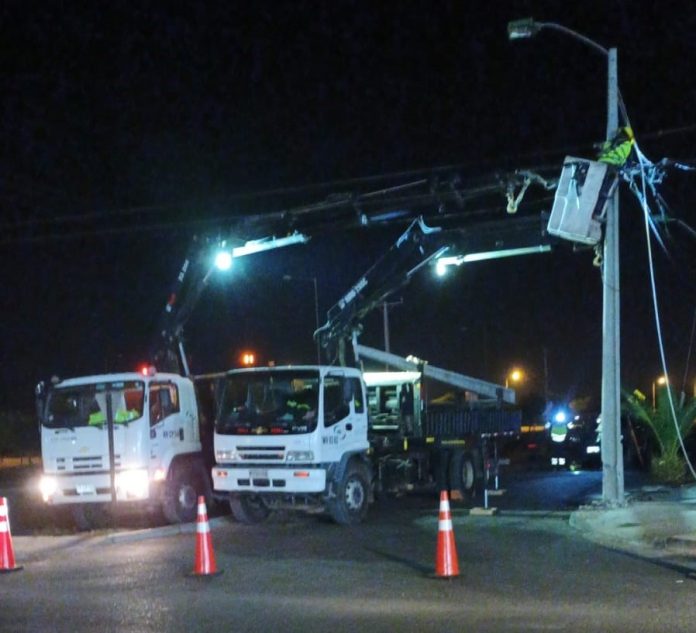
[39,470,159,505]
[212,465,326,494]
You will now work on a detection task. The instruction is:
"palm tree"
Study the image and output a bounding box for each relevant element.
[623,386,696,483]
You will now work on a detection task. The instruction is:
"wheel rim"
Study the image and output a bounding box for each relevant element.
[178,484,198,511]
[462,459,475,491]
[344,477,365,512]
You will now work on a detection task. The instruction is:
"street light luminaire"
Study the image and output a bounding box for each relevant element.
[507,18,541,40]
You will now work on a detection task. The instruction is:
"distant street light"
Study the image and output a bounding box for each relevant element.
[652,375,668,409]
[241,352,256,366]
[283,274,321,365]
[506,368,525,389]
[508,17,624,505]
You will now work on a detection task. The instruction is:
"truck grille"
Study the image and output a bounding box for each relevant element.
[236,446,285,461]
[55,455,122,472]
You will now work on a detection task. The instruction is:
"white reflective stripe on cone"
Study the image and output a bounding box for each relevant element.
[438,519,453,531]
[197,521,210,534]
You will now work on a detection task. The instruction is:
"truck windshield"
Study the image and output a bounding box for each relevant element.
[216,370,319,435]
[44,381,145,429]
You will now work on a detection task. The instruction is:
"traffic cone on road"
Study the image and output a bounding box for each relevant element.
[0,497,23,573]
[434,490,459,579]
[191,496,221,577]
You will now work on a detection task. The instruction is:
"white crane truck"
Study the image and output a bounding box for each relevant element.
[211,345,519,525]
[35,233,307,529]
[211,218,540,524]
[36,370,218,529]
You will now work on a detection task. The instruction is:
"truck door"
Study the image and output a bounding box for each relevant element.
[321,372,368,461]
[148,381,185,466]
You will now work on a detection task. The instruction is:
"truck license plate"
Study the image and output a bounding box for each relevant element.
[250,469,268,479]
[76,484,96,495]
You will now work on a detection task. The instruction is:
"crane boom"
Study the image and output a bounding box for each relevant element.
[151,231,308,374]
[315,213,554,363]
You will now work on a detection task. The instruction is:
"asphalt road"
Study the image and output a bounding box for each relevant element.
[2,466,694,632]
[3,488,696,633]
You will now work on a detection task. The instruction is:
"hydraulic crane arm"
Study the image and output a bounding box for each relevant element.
[315,213,555,364]
[151,231,309,374]
[314,217,449,358]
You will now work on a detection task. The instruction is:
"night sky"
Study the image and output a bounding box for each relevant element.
[1,1,695,412]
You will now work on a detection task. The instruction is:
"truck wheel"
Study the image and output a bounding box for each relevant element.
[71,503,111,531]
[162,465,201,524]
[328,462,369,525]
[449,451,477,501]
[229,493,271,524]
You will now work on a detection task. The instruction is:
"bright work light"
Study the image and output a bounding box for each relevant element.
[214,250,233,271]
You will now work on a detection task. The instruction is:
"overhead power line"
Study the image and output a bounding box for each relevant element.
[2,121,694,245]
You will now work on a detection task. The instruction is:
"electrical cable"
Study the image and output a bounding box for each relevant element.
[3,123,693,234]
[633,141,696,480]
[682,307,696,397]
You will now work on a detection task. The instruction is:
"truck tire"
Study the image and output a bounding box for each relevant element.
[449,451,477,501]
[71,503,111,531]
[328,462,369,525]
[229,493,271,524]
[162,463,203,524]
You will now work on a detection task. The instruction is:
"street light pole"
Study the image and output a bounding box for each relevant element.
[284,274,321,364]
[508,19,624,505]
[311,276,321,365]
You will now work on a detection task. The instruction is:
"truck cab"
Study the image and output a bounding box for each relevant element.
[212,365,371,525]
[37,371,211,529]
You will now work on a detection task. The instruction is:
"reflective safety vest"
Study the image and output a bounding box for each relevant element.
[550,423,567,443]
[114,409,139,423]
[88,411,106,426]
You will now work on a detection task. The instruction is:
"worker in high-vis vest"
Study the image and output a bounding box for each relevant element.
[549,409,570,467]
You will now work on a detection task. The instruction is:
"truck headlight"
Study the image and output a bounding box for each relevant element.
[115,469,149,499]
[39,476,58,502]
[286,451,314,462]
[216,449,238,462]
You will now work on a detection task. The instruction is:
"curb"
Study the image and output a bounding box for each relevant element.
[13,516,232,561]
[666,533,696,556]
[570,502,696,561]
[100,516,231,544]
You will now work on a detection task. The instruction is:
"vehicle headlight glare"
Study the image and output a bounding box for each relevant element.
[286,450,314,462]
[216,449,237,462]
[39,476,58,501]
[115,469,149,499]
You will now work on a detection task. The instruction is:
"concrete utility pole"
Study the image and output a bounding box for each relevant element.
[507,19,625,504]
[600,48,624,505]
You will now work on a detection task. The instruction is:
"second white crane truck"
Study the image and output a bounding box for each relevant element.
[212,216,552,524]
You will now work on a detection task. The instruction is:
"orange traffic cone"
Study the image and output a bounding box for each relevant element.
[434,490,459,578]
[0,497,23,573]
[190,496,222,577]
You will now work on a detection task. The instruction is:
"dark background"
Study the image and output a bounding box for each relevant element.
[1,0,695,414]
